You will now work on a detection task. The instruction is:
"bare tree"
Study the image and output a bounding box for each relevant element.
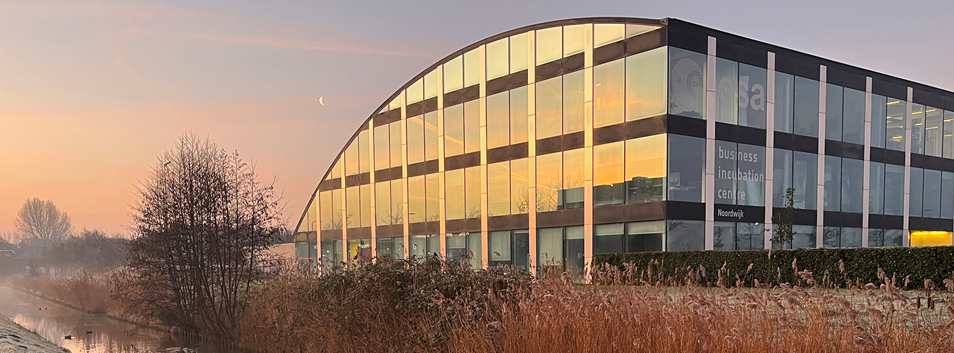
[117,133,284,338]
[15,198,72,245]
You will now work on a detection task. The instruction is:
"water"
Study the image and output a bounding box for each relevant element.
[0,286,234,353]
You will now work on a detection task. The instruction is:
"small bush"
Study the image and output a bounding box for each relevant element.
[594,246,954,288]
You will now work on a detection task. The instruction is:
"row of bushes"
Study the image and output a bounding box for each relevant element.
[594,246,954,289]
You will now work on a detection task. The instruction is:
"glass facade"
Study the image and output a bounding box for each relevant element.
[293,18,954,274]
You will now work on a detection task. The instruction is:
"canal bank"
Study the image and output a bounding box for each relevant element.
[0,314,67,353]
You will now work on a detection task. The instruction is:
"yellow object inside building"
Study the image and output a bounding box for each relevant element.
[909,231,953,247]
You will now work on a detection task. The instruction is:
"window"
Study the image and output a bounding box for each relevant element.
[775,72,795,133]
[409,235,429,258]
[823,156,841,211]
[390,180,403,224]
[509,33,528,73]
[374,125,390,170]
[377,237,405,260]
[626,221,665,252]
[424,71,437,100]
[773,149,793,208]
[792,152,817,210]
[446,232,480,269]
[348,239,372,263]
[869,162,885,215]
[346,187,359,227]
[911,104,925,154]
[715,141,737,204]
[536,27,562,65]
[668,135,706,202]
[594,59,625,127]
[909,167,924,217]
[825,84,843,141]
[536,77,562,138]
[886,98,906,151]
[389,122,402,168]
[713,222,736,250]
[923,169,942,218]
[738,64,767,128]
[464,49,479,87]
[464,101,480,153]
[564,226,585,275]
[408,176,425,223]
[345,139,359,176]
[594,23,624,48]
[359,184,371,227]
[626,47,667,121]
[564,71,585,133]
[536,153,561,212]
[424,112,438,161]
[943,172,954,219]
[667,220,704,251]
[358,130,370,173]
[444,55,463,93]
[444,104,464,157]
[563,25,585,56]
[925,107,943,157]
[465,166,481,218]
[407,115,424,164]
[792,225,816,249]
[870,95,887,148]
[626,134,666,203]
[794,77,819,137]
[715,58,738,124]
[487,92,509,149]
[669,47,707,119]
[511,158,529,214]
[825,227,861,248]
[538,227,564,270]
[375,182,390,226]
[445,169,465,220]
[563,149,585,209]
[488,162,510,216]
[842,88,865,144]
[510,86,529,144]
[327,189,344,229]
[738,144,765,206]
[867,229,885,248]
[407,78,424,105]
[736,223,764,250]
[594,142,625,206]
[884,164,904,216]
[489,230,529,270]
[486,38,508,80]
[822,227,840,248]
[944,111,954,159]
[869,229,903,247]
[594,223,624,254]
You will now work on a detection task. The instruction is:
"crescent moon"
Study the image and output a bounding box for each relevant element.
[319,96,325,106]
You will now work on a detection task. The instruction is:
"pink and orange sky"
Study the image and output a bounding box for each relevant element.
[1,0,952,234]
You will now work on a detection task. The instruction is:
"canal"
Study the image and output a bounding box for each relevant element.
[0,286,233,353]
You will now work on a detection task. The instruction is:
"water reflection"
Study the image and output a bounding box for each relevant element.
[0,286,230,353]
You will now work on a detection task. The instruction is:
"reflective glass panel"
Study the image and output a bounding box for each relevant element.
[464,49,479,87]
[738,64,767,128]
[626,134,666,203]
[408,176,425,223]
[792,225,816,249]
[884,229,903,247]
[824,156,841,211]
[594,223,624,255]
[626,47,668,121]
[445,169,465,220]
[868,228,885,247]
[843,88,865,144]
[410,235,427,258]
[536,152,562,212]
[425,173,439,222]
[737,222,764,250]
[562,149,585,209]
[465,166,481,218]
[509,33,528,73]
[374,125,390,170]
[626,221,665,252]
[715,58,738,124]
[464,100,480,153]
[488,162,510,216]
[375,182,390,226]
[358,129,370,174]
[715,141,737,204]
[564,71,585,133]
[794,76,819,137]
[510,86,529,144]
[486,38,509,80]
[884,164,904,216]
[943,172,954,219]
[444,104,464,157]
[923,169,941,218]
[320,191,333,230]
[667,220,705,251]
[536,76,562,138]
[910,167,923,217]
[774,72,795,133]
[871,94,887,148]
[389,122,402,168]
[489,231,511,264]
[407,115,424,164]
[911,104,925,154]
[487,92,509,149]
[925,107,943,157]
[359,184,371,227]
[332,189,343,230]
[841,158,863,213]
[669,47,707,119]
[869,162,885,215]
[331,158,342,179]
[792,152,817,210]
[594,142,625,206]
[565,226,585,275]
[424,71,437,99]
[842,227,862,248]
[444,56,463,93]
[825,84,843,141]
[773,149,793,208]
[511,158,529,214]
[537,227,563,269]
[407,78,424,104]
[536,27,562,65]
[594,59,625,127]
[390,180,403,225]
[713,222,736,250]
[886,98,906,151]
[737,144,765,206]
[822,227,841,248]
[346,187,359,227]
[594,23,624,48]
[944,111,954,159]
[563,25,585,56]
[668,134,706,202]
[345,139,358,176]
[424,112,438,161]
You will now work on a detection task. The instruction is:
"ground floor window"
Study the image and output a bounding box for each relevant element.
[320,240,343,272]
[910,230,953,247]
[489,230,529,270]
[410,234,441,258]
[376,236,405,260]
[667,220,705,251]
[822,227,862,248]
[773,225,816,249]
[348,239,372,263]
[446,232,481,269]
[713,222,764,250]
[536,226,584,276]
[867,229,903,247]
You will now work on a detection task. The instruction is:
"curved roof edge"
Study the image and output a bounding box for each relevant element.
[293,17,665,233]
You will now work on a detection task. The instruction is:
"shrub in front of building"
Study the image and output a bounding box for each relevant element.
[594,247,954,289]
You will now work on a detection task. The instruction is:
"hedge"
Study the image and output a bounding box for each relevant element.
[593,247,954,289]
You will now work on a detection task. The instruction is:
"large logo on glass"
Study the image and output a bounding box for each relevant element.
[670,57,704,112]
[739,78,765,113]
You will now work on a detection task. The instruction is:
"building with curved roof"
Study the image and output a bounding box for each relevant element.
[293,17,954,273]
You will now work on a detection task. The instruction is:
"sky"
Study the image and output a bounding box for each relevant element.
[1,0,953,235]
